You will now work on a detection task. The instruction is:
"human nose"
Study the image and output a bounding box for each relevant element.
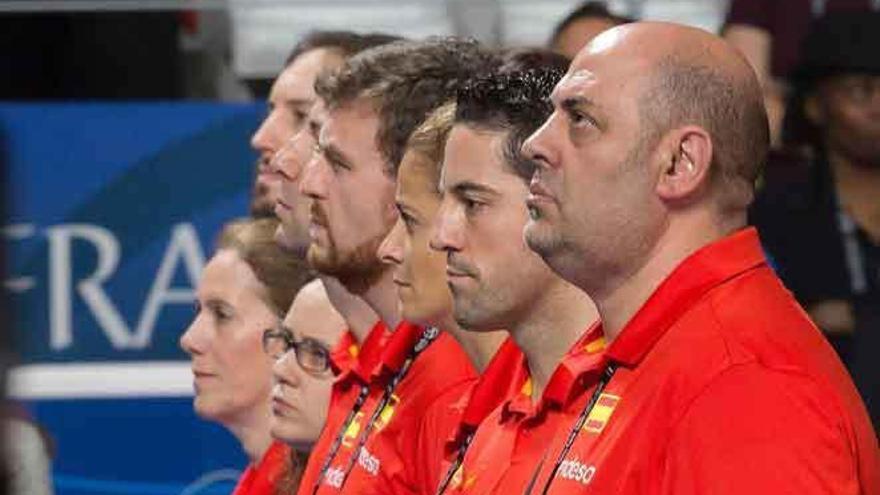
[378,219,405,266]
[522,114,560,171]
[430,199,464,254]
[180,317,206,356]
[273,350,303,388]
[299,150,329,200]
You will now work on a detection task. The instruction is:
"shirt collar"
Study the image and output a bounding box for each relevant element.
[259,440,289,469]
[333,321,389,385]
[461,337,523,427]
[444,337,524,456]
[372,320,426,379]
[329,331,359,376]
[606,227,767,367]
[503,322,606,419]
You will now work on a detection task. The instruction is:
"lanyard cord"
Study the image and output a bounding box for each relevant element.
[435,431,475,495]
[312,326,440,494]
[524,363,618,495]
[311,384,371,495]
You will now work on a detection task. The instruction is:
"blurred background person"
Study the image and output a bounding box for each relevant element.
[264,279,348,494]
[180,217,313,495]
[548,1,631,60]
[723,0,879,146]
[750,12,880,429]
[250,31,400,219]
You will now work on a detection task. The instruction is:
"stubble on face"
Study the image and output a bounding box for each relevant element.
[250,159,279,218]
[306,201,390,295]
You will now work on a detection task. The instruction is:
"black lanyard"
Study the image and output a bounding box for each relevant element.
[312,326,440,494]
[523,363,618,495]
[435,430,475,495]
[311,383,371,494]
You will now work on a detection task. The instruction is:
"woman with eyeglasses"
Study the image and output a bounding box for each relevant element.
[180,217,314,495]
[264,279,348,453]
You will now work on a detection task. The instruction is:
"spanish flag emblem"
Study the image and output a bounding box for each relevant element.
[342,411,365,447]
[373,394,400,432]
[584,336,606,354]
[583,393,620,434]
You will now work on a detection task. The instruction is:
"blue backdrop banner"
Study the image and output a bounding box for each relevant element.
[1,102,266,495]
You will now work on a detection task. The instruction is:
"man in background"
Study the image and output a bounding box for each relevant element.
[249,31,398,219]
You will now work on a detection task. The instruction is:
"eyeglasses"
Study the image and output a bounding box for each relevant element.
[262,326,332,373]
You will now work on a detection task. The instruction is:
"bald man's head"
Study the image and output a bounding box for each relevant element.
[522,23,769,294]
[580,23,769,210]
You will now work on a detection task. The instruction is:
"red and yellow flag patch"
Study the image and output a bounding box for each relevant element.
[583,393,620,434]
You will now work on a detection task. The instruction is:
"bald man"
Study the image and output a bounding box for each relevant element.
[520,22,879,494]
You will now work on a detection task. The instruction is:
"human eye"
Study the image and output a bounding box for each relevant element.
[463,196,485,216]
[298,338,331,372]
[326,153,351,173]
[210,303,234,322]
[567,108,595,128]
[291,108,308,126]
[400,210,418,233]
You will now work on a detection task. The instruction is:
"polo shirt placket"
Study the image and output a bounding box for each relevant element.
[418,337,525,495]
[445,324,606,495]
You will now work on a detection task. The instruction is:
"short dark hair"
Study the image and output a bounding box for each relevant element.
[498,47,571,73]
[284,31,403,66]
[639,56,769,210]
[454,67,565,183]
[315,37,500,174]
[549,1,631,47]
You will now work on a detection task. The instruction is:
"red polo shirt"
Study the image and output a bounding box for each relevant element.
[233,440,290,495]
[444,324,607,495]
[297,321,389,495]
[527,228,880,494]
[414,337,525,495]
[301,321,476,495]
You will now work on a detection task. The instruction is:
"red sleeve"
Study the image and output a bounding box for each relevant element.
[662,364,861,495]
[724,0,772,31]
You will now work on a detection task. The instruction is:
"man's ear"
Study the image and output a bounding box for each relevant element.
[655,126,713,202]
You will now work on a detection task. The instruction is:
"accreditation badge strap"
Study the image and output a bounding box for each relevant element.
[312,383,372,495]
[524,363,618,495]
[435,430,475,495]
[335,326,441,491]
